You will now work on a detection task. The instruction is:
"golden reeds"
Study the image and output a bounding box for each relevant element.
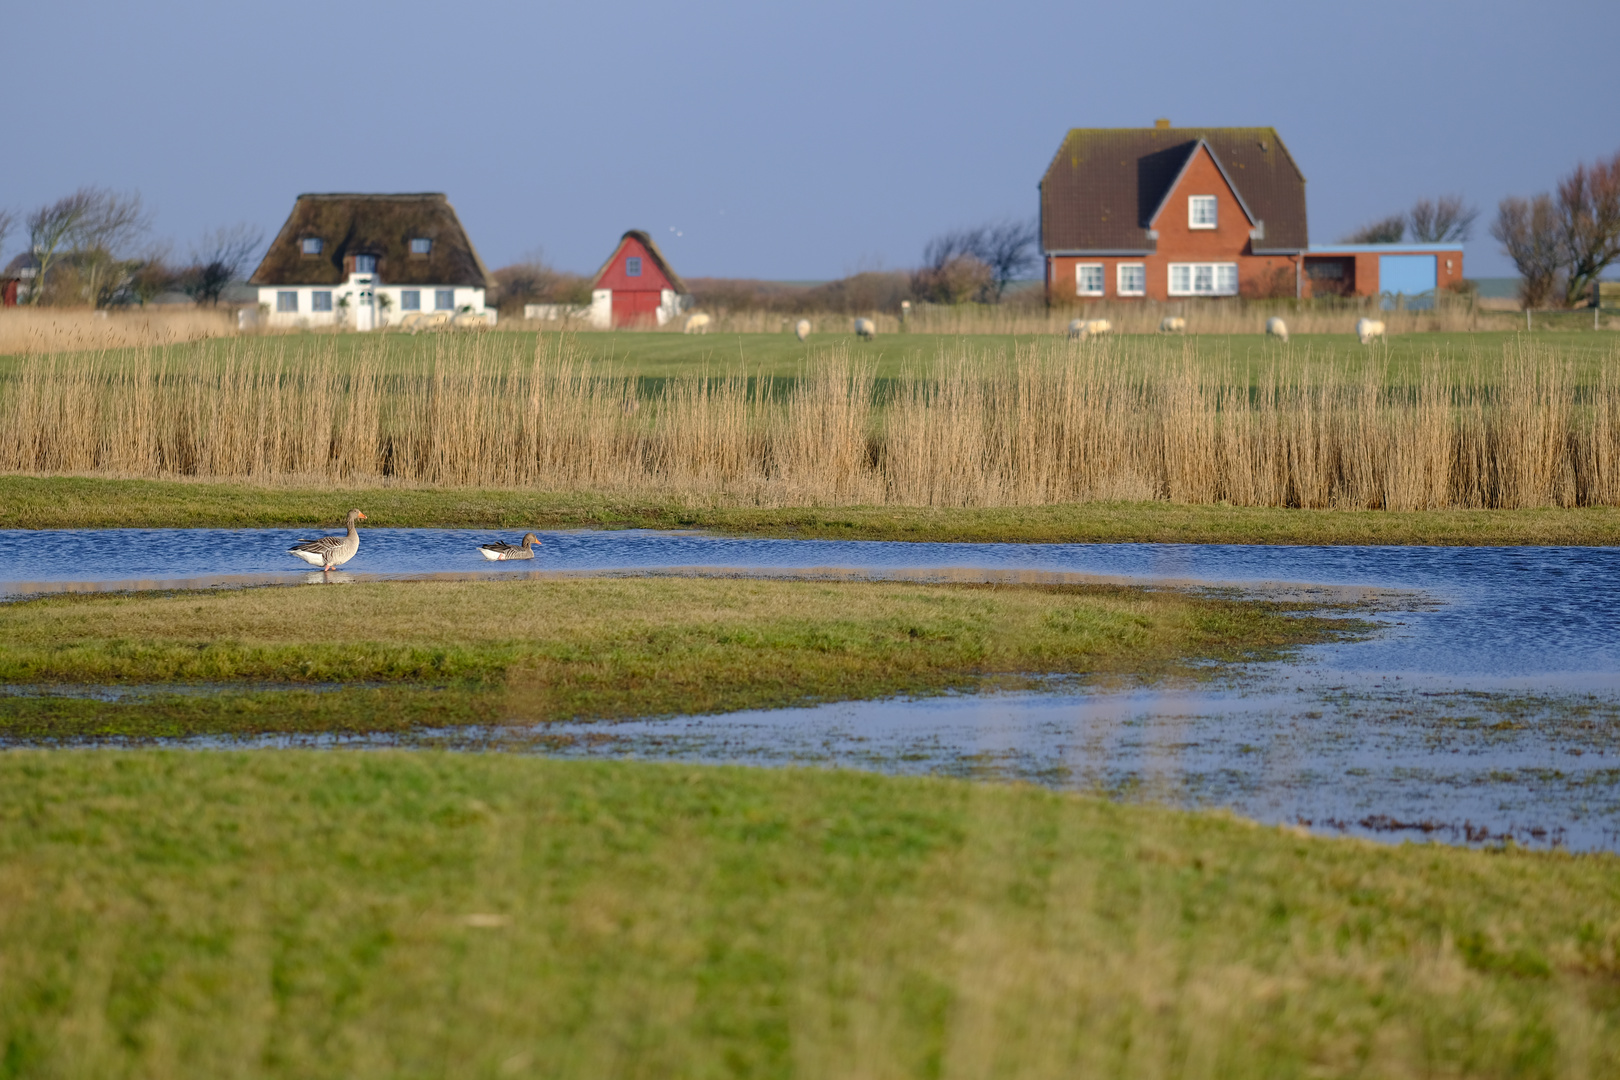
[0,307,236,355]
[3,334,1618,510]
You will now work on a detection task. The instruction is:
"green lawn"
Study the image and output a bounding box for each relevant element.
[4,475,1618,545]
[0,575,1354,740]
[0,751,1616,1078]
[4,328,1616,384]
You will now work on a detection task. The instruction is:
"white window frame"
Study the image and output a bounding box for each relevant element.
[276,291,298,312]
[1167,262,1239,297]
[311,290,333,312]
[301,237,322,255]
[401,290,421,311]
[435,288,454,311]
[1075,263,1105,297]
[1116,263,1146,297]
[354,254,378,274]
[409,238,432,255]
[1188,195,1218,230]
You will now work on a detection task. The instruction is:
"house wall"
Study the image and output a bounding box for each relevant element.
[1298,247,1465,300]
[258,282,489,328]
[1044,145,1299,302]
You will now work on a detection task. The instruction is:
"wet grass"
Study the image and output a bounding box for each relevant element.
[5,475,1619,545]
[0,576,1360,740]
[2,751,1619,1077]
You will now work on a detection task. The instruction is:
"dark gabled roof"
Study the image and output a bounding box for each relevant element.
[590,230,687,293]
[249,193,492,288]
[1040,126,1309,253]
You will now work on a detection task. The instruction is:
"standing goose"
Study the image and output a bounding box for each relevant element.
[477,532,541,561]
[288,509,367,572]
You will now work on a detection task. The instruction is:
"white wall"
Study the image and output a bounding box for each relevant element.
[259,277,489,329]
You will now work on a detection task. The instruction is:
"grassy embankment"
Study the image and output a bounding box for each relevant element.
[5,474,1620,545]
[1,751,1618,1078]
[0,575,1355,740]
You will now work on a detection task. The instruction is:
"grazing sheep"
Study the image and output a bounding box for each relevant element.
[1068,318,1111,340]
[684,312,711,335]
[795,318,811,342]
[854,317,876,340]
[1356,318,1386,345]
[1159,316,1186,333]
[451,311,489,330]
[1265,316,1289,343]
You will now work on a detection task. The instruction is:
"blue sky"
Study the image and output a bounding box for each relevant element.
[4,0,1614,280]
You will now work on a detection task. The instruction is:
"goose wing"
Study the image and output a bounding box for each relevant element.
[289,535,347,556]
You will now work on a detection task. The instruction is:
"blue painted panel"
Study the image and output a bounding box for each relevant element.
[1379,255,1437,298]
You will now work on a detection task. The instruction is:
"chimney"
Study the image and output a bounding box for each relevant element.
[1155,118,1171,129]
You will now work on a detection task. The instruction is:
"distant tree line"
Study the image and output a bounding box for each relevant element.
[490,219,1042,317]
[0,187,262,308]
[1490,149,1620,309]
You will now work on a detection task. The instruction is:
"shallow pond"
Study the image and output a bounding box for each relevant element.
[3,528,1618,849]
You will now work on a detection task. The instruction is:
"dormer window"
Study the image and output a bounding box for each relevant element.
[354,254,377,274]
[409,238,432,255]
[1188,196,1217,230]
[625,256,642,277]
[301,237,323,255]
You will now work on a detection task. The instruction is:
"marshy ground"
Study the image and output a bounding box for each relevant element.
[4,328,1620,1076]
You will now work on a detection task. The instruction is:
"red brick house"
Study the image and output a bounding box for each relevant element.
[1040,121,1463,303]
[586,230,690,328]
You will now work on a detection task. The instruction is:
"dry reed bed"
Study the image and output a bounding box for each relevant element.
[3,335,1617,509]
[0,308,237,356]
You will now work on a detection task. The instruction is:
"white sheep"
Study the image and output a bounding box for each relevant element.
[795,319,811,342]
[1067,318,1111,340]
[1356,318,1386,345]
[854,317,876,340]
[684,312,711,335]
[1159,316,1186,333]
[451,311,489,330]
[1265,316,1289,343]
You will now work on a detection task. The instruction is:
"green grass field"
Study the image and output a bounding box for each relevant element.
[1,751,1617,1078]
[5,328,1617,384]
[0,575,1356,740]
[5,475,1619,545]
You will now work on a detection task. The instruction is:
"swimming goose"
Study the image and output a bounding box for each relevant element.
[288,509,366,572]
[477,532,541,561]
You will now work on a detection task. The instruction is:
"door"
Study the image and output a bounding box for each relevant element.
[1378,255,1437,309]
[611,289,661,327]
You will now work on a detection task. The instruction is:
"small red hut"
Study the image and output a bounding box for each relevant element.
[587,230,689,328]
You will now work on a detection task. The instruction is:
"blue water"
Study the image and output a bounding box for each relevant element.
[4,527,1619,849]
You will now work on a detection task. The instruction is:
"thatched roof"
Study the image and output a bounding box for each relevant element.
[590,230,687,293]
[249,193,492,288]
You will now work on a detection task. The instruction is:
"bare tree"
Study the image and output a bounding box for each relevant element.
[1491,194,1564,309]
[1555,150,1620,307]
[76,189,151,307]
[24,190,97,305]
[1408,194,1479,243]
[913,221,1035,304]
[183,223,264,306]
[0,208,15,263]
[976,220,1039,300]
[1341,214,1407,244]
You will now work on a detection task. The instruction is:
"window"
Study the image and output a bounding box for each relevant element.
[1188,196,1217,229]
[1117,264,1146,296]
[1075,264,1104,296]
[435,289,454,311]
[301,237,322,255]
[311,291,333,312]
[276,291,298,312]
[409,238,432,255]
[401,290,421,311]
[625,256,642,277]
[1168,263,1239,296]
[354,254,377,274]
